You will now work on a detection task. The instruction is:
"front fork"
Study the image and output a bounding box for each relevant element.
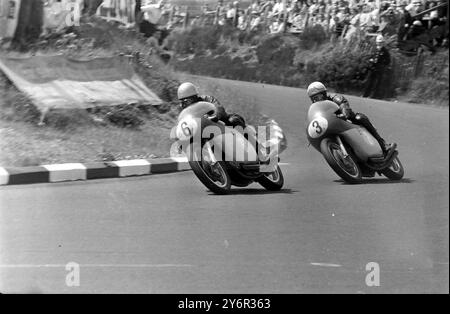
[204,141,218,165]
[335,136,349,159]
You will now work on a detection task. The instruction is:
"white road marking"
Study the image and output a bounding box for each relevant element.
[310,262,342,268]
[0,264,194,268]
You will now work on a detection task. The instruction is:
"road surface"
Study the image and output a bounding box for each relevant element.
[0,77,448,293]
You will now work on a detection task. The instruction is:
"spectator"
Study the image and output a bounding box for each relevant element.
[289,9,306,32]
[330,15,346,42]
[344,6,362,40]
[396,0,413,41]
[250,11,263,30]
[359,3,378,33]
[379,2,399,35]
[238,10,248,30]
[261,0,276,15]
[249,0,262,14]
[363,34,391,98]
[269,18,285,33]
[406,19,426,40]
[215,0,227,25]
[225,2,238,27]
[317,13,329,29]
[309,0,320,15]
[139,0,165,37]
[272,0,286,17]
[290,0,302,15]
[406,0,424,16]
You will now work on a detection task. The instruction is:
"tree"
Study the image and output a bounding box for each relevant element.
[13,0,44,46]
[83,0,104,16]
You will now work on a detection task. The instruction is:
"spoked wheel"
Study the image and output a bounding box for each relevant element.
[381,155,404,180]
[320,138,362,184]
[257,165,284,191]
[189,143,231,194]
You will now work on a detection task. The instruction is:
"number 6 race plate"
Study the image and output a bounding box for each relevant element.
[176,117,198,141]
[308,116,328,139]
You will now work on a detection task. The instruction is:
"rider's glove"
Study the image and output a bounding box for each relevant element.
[208,114,219,122]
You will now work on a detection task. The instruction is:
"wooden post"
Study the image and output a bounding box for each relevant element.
[282,7,289,33]
[263,5,270,29]
[183,5,189,29]
[326,13,331,34]
[233,3,238,27]
[168,4,174,26]
[413,46,423,78]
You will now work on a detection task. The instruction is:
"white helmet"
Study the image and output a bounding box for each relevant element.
[430,11,438,19]
[177,82,198,100]
[376,34,385,43]
[307,81,327,97]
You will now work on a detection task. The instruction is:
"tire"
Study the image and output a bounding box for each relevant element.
[320,138,362,184]
[381,155,404,180]
[189,146,231,194]
[257,165,284,191]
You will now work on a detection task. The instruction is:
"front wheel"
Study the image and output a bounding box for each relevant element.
[189,145,231,194]
[320,138,362,184]
[381,155,404,180]
[257,165,284,191]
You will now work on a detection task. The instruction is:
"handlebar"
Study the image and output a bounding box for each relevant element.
[204,113,219,122]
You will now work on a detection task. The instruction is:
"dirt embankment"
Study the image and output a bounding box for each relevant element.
[166,25,449,107]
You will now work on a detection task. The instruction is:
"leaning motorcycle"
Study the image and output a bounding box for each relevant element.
[306,100,404,184]
[174,101,287,194]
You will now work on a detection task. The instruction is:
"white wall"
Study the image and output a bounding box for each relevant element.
[0,0,22,39]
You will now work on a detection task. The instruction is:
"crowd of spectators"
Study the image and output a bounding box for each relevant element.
[81,1,448,52]
[175,0,448,50]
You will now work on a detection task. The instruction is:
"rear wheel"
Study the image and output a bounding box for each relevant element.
[381,156,404,180]
[189,144,231,194]
[320,138,362,184]
[257,165,284,191]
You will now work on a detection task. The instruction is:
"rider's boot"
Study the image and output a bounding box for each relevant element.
[378,138,395,155]
[365,128,394,155]
[354,113,395,156]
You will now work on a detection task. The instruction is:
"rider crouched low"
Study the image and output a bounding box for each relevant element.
[177,82,246,128]
[307,82,395,156]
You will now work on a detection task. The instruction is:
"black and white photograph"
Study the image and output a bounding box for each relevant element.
[0,0,448,297]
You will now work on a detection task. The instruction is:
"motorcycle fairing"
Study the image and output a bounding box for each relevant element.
[208,128,259,164]
[340,128,384,161]
[178,101,217,122]
[307,100,340,122]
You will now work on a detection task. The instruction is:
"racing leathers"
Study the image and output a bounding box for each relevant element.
[195,95,246,128]
[327,94,390,153]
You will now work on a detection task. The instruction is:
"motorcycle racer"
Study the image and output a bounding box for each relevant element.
[177,82,246,128]
[307,81,395,155]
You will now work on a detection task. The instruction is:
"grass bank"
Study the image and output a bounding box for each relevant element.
[0,32,264,168]
[167,25,449,107]
[0,18,265,167]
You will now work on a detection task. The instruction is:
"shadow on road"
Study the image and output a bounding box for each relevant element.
[333,178,415,185]
[208,188,297,196]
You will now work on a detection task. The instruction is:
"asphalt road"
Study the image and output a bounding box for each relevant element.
[0,77,448,293]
